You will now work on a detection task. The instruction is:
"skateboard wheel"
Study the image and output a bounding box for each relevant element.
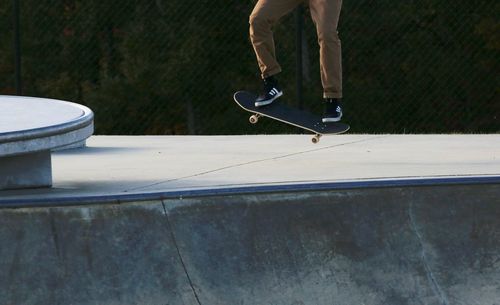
[249,115,259,124]
[312,135,321,144]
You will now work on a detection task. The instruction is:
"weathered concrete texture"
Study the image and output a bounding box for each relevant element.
[0,201,198,305]
[0,150,52,189]
[1,183,500,305]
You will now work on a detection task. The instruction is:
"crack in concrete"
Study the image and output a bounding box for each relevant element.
[161,201,202,305]
[408,201,450,305]
[124,135,388,193]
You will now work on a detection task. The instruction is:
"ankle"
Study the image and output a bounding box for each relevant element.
[263,75,278,85]
[324,97,341,103]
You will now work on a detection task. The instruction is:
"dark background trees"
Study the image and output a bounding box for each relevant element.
[2,0,498,134]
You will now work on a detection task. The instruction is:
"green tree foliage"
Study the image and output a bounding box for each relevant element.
[1,0,498,134]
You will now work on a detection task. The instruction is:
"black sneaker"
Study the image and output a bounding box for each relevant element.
[323,98,343,123]
[255,76,283,107]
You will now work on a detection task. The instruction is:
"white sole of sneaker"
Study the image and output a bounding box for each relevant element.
[322,116,342,123]
[255,91,283,107]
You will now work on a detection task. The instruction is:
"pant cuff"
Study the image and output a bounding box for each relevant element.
[262,68,282,79]
[324,92,343,99]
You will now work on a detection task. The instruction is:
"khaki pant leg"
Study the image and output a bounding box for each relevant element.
[250,0,303,78]
[309,0,343,98]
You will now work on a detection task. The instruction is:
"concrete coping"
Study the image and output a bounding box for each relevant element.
[0,95,94,157]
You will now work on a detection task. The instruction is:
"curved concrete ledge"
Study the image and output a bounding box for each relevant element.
[0,95,94,190]
[0,95,94,156]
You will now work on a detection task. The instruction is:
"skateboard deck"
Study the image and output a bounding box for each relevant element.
[233,91,350,143]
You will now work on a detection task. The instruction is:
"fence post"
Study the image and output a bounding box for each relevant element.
[13,0,22,95]
[295,4,303,110]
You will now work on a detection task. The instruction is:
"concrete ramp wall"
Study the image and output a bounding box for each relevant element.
[1,182,499,305]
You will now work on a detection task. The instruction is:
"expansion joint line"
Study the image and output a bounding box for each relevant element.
[408,201,450,305]
[161,201,202,305]
[125,135,388,193]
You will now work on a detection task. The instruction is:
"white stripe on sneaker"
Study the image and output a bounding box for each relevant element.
[255,91,283,107]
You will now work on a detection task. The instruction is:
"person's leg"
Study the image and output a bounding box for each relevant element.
[249,0,303,79]
[309,0,343,99]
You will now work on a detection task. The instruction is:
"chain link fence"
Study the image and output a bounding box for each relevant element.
[1,0,499,134]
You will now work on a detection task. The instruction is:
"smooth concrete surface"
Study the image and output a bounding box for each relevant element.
[0,96,85,133]
[0,134,499,204]
[0,184,499,305]
[0,95,94,190]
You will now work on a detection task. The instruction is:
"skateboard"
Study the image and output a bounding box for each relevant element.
[233,91,350,143]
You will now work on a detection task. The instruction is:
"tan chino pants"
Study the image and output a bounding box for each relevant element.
[249,0,343,99]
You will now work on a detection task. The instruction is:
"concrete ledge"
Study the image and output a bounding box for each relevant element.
[0,95,94,190]
[0,95,94,156]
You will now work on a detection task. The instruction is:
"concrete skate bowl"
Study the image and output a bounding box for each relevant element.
[1,177,500,305]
